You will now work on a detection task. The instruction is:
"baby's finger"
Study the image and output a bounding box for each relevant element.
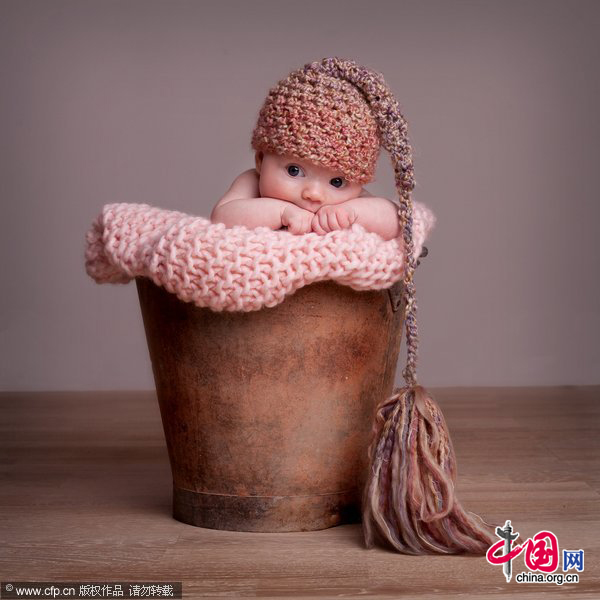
[327,211,340,230]
[337,211,351,229]
[318,212,331,232]
[302,216,313,234]
[311,215,325,235]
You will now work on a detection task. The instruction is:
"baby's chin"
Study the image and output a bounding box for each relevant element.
[289,198,351,213]
[284,198,322,213]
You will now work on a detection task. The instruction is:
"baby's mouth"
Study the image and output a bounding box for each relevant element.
[302,199,321,212]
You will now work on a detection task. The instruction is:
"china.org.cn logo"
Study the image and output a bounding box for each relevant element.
[486,520,584,585]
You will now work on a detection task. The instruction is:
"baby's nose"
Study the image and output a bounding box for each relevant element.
[301,183,323,202]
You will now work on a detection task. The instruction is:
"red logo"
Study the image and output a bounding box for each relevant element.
[487,529,559,573]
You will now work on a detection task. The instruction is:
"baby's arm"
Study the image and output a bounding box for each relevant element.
[210,169,289,230]
[311,188,400,240]
[344,193,400,240]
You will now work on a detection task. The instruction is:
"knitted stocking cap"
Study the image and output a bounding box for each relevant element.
[250,66,380,184]
[252,57,497,555]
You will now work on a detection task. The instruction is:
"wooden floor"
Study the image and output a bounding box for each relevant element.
[1,387,599,599]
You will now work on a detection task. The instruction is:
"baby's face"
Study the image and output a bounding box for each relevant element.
[255,152,363,213]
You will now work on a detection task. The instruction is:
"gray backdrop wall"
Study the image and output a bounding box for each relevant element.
[1,0,598,391]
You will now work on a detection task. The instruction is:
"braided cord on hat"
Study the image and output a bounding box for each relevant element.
[306,57,419,387]
[306,57,497,555]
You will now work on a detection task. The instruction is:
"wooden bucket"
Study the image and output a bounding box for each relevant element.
[135,277,405,532]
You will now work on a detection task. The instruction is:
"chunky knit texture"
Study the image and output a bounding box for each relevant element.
[251,68,380,184]
[86,56,500,556]
[84,201,435,312]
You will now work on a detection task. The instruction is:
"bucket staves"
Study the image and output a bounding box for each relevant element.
[136,277,405,532]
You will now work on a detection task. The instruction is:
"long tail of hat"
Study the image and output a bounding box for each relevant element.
[307,57,497,554]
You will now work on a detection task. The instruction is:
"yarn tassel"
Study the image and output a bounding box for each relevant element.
[362,384,497,555]
[305,56,499,555]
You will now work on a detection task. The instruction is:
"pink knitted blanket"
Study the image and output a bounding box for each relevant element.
[85,202,436,312]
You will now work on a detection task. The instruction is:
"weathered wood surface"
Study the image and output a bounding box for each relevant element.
[1,387,599,598]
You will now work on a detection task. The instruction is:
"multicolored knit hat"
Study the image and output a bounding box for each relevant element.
[251,57,497,555]
[251,67,381,184]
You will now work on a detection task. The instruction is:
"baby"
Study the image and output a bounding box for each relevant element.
[210,151,401,241]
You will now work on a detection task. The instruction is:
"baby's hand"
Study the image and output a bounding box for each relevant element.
[281,204,314,235]
[311,203,358,235]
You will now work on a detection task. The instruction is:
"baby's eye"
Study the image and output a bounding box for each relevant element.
[286,164,304,177]
[330,177,345,188]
